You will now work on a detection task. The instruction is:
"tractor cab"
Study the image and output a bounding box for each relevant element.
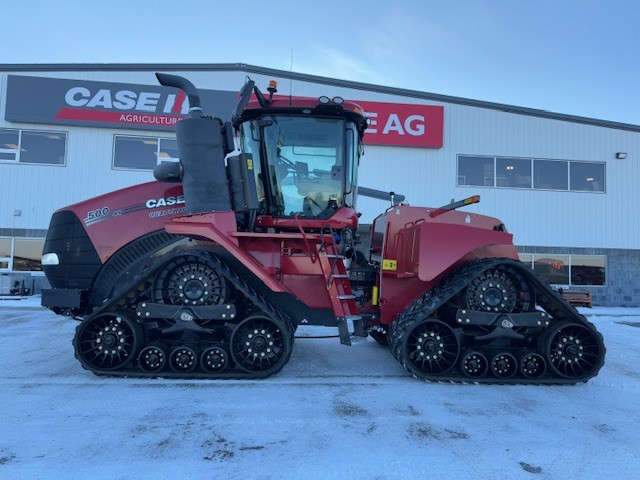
[232,80,368,230]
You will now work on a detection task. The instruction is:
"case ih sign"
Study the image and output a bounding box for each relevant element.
[5,75,444,148]
[5,75,237,132]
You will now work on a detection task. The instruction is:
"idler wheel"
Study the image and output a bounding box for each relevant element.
[460,350,489,378]
[517,351,547,379]
[74,313,142,372]
[201,345,230,373]
[490,352,518,378]
[540,322,603,379]
[401,318,460,377]
[230,315,292,375]
[169,346,199,373]
[138,345,168,373]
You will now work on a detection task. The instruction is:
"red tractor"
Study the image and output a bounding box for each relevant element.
[41,74,605,383]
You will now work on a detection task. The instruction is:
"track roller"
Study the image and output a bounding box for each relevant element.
[201,345,230,373]
[138,345,168,373]
[74,313,142,372]
[490,352,518,378]
[517,351,546,379]
[169,346,199,373]
[460,350,489,378]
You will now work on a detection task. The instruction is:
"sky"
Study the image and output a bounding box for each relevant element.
[2,0,640,125]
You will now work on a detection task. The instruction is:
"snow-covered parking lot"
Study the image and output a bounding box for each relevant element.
[1,297,639,480]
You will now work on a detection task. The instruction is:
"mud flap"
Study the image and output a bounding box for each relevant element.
[337,316,365,346]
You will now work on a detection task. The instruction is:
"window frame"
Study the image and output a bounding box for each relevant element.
[457,155,605,193]
[0,128,67,166]
[519,253,607,287]
[112,134,178,171]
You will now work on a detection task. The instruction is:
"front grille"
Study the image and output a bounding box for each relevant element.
[42,210,102,289]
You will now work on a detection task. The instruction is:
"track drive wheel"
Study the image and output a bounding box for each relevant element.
[540,322,604,379]
[74,313,142,372]
[465,265,534,313]
[400,318,460,378]
[230,315,292,376]
[152,254,228,306]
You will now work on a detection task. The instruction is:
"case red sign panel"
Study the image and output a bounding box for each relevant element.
[357,101,444,148]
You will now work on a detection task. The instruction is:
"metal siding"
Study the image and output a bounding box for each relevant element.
[0,68,638,251]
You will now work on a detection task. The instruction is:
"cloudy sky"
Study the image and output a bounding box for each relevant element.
[3,0,639,124]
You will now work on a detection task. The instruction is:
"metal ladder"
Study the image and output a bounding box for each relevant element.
[317,239,364,345]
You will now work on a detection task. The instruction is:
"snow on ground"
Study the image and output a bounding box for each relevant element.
[1,297,639,480]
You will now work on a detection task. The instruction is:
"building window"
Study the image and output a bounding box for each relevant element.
[0,128,66,165]
[457,155,494,186]
[533,254,570,284]
[113,135,178,170]
[13,238,44,272]
[570,161,605,192]
[519,253,606,286]
[533,160,568,190]
[570,255,606,286]
[0,237,11,270]
[457,155,604,193]
[496,157,531,188]
[0,237,45,272]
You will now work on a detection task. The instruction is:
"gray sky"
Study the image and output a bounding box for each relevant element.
[3,0,639,124]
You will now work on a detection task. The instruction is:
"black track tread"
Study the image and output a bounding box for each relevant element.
[74,247,294,380]
[388,257,605,385]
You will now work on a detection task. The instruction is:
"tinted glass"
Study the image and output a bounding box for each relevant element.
[533,160,568,190]
[19,131,66,165]
[533,254,569,284]
[570,162,605,192]
[158,138,179,163]
[496,157,531,188]
[518,253,533,266]
[0,129,20,152]
[458,156,494,186]
[113,136,158,170]
[571,255,606,285]
[0,238,11,258]
[13,238,44,271]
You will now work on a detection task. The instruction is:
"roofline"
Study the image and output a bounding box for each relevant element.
[2,62,639,133]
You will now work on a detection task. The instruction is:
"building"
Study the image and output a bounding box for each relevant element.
[0,63,638,305]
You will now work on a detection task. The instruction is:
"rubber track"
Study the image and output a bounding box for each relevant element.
[388,258,606,385]
[74,248,295,380]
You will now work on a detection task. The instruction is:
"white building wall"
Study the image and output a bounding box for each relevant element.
[1,67,639,252]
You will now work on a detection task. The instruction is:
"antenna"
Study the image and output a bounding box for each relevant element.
[289,48,293,106]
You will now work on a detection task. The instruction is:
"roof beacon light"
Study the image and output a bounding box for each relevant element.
[332,96,344,105]
[267,80,278,94]
[318,96,330,104]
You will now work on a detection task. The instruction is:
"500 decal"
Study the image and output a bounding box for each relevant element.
[83,206,110,226]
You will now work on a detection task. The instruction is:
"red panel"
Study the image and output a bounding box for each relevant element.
[358,101,444,148]
[66,181,186,263]
[417,224,517,281]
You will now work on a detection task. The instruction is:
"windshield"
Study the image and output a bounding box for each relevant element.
[242,116,347,217]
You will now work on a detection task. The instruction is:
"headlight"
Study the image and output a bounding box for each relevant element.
[41,253,59,266]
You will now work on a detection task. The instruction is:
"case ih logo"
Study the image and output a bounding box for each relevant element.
[57,86,189,127]
[5,75,237,132]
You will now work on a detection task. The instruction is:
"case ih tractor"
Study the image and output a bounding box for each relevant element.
[41,74,605,383]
